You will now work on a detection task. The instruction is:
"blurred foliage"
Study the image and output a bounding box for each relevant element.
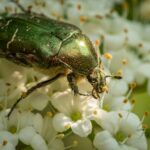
[132,84,150,148]
[113,0,143,21]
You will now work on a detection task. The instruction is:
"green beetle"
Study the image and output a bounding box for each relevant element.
[0,13,105,93]
[0,9,119,117]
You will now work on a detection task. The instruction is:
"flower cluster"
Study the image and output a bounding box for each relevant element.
[0,0,149,150]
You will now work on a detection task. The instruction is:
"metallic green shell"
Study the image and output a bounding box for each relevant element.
[0,13,98,75]
[0,13,81,68]
[58,33,98,75]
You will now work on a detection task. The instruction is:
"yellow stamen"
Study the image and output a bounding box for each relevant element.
[121,59,128,65]
[95,14,103,19]
[103,53,112,60]
[57,133,65,139]
[79,16,88,23]
[93,110,98,115]
[129,82,137,89]
[64,124,71,130]
[123,28,128,33]
[95,39,100,47]
[77,4,81,10]
[47,111,53,117]
[2,140,7,146]
[123,99,128,103]
[144,111,149,117]
[116,70,123,77]
[102,86,108,93]
[142,124,148,130]
[131,99,136,104]
[118,113,123,118]
[138,43,143,48]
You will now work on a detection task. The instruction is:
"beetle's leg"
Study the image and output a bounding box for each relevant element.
[67,73,89,96]
[11,0,31,14]
[7,73,63,119]
[92,89,100,99]
[67,73,79,94]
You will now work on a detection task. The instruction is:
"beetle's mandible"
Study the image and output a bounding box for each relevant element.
[0,2,121,118]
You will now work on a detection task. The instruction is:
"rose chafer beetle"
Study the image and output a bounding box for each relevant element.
[0,1,121,118]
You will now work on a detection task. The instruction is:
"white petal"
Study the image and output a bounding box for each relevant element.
[0,80,7,100]
[28,92,49,110]
[118,111,141,134]
[48,139,64,150]
[108,79,128,96]
[0,142,16,150]
[127,29,141,47]
[30,134,48,150]
[52,113,72,132]
[123,68,135,83]
[93,130,120,150]
[137,63,150,78]
[126,131,147,150]
[92,109,108,125]
[83,98,100,119]
[64,134,94,150]
[106,96,132,111]
[42,116,57,142]
[104,33,125,50]
[51,90,73,115]
[120,144,137,150]
[0,131,18,146]
[100,112,120,135]
[134,71,146,85]
[17,111,34,129]
[33,113,43,134]
[19,126,36,145]
[71,119,92,137]
[0,123,5,130]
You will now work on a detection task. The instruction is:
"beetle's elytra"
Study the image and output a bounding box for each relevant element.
[0,13,98,74]
[0,10,114,117]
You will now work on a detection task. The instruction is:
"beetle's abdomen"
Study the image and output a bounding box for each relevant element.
[12,13,81,40]
[0,13,82,68]
[0,16,64,68]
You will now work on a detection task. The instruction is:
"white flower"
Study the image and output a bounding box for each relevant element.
[136,63,150,95]
[51,89,99,137]
[0,0,149,149]
[137,63,150,78]
[0,109,64,150]
[94,130,120,150]
[19,126,36,145]
[104,96,132,111]
[23,91,50,111]
[0,131,18,150]
[30,134,48,150]
[94,111,147,150]
[107,79,128,96]
[64,133,95,150]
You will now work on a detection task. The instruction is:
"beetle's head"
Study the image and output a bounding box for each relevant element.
[87,66,122,98]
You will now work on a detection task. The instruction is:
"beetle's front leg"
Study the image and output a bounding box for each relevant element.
[67,73,79,95]
[67,73,89,96]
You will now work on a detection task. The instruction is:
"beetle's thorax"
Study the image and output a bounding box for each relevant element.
[57,33,98,75]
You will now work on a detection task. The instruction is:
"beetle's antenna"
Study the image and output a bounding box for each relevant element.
[105,75,122,80]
